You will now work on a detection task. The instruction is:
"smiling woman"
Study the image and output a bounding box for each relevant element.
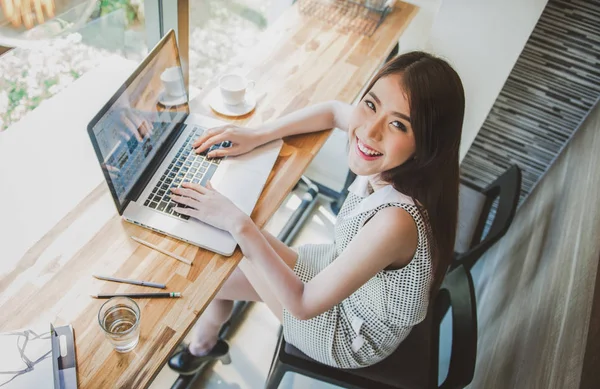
[354,51,465,294]
[165,51,465,374]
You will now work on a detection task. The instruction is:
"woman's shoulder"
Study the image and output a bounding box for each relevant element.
[361,205,419,268]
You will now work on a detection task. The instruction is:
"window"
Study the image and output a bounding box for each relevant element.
[0,0,149,131]
[0,0,295,132]
[188,0,293,89]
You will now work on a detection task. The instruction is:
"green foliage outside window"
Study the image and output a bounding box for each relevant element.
[0,0,141,131]
[98,0,140,26]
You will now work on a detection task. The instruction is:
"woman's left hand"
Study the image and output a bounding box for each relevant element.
[169,182,247,233]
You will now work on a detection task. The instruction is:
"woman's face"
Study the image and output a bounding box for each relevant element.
[347,74,416,178]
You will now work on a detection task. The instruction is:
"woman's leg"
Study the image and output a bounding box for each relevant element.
[187,267,260,355]
[188,229,298,356]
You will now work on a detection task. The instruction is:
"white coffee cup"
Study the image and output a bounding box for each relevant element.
[219,74,255,106]
[160,67,185,97]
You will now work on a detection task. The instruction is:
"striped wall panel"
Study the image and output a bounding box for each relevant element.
[460,0,600,212]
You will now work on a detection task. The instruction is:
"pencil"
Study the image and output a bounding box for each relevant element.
[93,274,166,289]
[130,236,193,265]
[91,292,182,299]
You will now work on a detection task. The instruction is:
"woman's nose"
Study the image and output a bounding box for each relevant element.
[363,117,383,141]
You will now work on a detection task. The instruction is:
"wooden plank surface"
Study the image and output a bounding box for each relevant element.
[0,3,417,388]
[471,101,600,388]
[580,247,600,389]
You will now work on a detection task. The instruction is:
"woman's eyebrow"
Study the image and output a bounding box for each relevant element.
[368,91,411,123]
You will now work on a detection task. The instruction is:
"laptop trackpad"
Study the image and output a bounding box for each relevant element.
[211,165,262,215]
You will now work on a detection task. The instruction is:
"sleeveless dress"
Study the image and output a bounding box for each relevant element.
[282,175,433,369]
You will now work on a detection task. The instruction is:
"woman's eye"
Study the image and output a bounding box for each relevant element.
[365,100,375,111]
[391,121,407,132]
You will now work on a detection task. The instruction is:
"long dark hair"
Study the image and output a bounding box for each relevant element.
[363,52,464,294]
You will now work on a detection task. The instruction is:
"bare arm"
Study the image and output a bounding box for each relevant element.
[258,100,353,143]
[171,179,418,320]
[232,206,418,320]
[192,100,353,157]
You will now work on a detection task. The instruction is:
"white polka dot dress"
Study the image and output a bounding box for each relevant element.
[282,178,433,369]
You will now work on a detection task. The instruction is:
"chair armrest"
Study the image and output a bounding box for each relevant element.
[438,265,477,389]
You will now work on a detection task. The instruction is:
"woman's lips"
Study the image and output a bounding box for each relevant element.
[355,137,383,161]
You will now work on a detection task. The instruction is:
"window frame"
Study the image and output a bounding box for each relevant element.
[144,0,189,92]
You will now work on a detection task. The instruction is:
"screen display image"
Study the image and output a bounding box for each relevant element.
[90,33,189,206]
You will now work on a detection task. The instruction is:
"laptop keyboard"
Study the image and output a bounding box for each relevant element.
[143,125,231,220]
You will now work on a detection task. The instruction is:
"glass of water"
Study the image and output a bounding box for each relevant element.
[98,297,141,353]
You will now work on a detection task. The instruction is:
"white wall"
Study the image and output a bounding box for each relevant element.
[306,0,549,189]
[425,0,549,160]
[398,2,439,53]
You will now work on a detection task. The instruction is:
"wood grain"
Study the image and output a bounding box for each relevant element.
[470,100,600,388]
[0,3,417,388]
[580,248,600,389]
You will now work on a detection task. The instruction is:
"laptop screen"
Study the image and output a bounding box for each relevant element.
[88,31,189,212]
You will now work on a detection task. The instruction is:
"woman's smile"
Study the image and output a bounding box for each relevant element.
[355,136,383,160]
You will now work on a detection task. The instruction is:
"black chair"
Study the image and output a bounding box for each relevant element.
[264,264,477,389]
[452,165,521,272]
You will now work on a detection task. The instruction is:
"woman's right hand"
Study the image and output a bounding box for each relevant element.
[192,125,266,158]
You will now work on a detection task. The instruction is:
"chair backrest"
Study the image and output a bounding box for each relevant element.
[454,165,521,271]
[475,165,521,247]
[436,265,477,389]
[454,183,487,253]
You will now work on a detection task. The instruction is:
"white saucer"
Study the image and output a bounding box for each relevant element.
[208,88,256,117]
[158,91,188,107]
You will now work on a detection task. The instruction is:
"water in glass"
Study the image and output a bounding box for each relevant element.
[99,298,140,353]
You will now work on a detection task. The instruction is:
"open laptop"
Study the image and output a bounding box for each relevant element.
[87,30,282,256]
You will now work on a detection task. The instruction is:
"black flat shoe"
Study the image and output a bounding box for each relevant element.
[168,340,231,375]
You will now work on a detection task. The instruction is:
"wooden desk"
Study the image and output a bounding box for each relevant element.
[0,3,417,388]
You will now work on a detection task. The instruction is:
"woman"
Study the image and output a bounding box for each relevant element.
[168,51,465,374]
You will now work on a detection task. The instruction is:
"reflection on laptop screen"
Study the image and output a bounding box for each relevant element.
[90,33,189,205]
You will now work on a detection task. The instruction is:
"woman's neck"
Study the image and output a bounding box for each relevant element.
[367,175,389,192]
